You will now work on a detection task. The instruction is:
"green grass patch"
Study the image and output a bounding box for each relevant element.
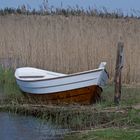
[64,128,140,140]
[0,66,23,105]
[101,85,140,107]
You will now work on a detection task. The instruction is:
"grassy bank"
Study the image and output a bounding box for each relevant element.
[0,68,140,140]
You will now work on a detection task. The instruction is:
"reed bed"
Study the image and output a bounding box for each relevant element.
[0,15,140,84]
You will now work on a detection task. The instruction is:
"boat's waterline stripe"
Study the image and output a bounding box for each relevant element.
[19,77,97,89]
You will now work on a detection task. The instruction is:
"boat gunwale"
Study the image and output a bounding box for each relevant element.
[16,68,106,82]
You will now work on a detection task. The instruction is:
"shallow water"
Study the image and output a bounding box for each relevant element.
[0,112,68,140]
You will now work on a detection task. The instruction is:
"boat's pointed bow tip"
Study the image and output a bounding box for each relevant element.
[99,62,107,68]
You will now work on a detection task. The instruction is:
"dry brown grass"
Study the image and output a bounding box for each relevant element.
[0,15,140,84]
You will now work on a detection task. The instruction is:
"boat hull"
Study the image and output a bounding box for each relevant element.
[15,63,108,105]
[23,85,102,105]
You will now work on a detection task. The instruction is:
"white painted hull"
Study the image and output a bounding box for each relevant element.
[15,63,108,94]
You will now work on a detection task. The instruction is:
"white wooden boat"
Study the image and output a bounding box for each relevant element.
[15,62,108,104]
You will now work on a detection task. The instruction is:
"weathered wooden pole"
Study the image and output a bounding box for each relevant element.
[114,42,124,105]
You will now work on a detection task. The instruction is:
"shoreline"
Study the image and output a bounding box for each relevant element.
[0,102,139,129]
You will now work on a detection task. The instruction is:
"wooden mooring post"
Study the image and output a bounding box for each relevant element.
[114,42,124,105]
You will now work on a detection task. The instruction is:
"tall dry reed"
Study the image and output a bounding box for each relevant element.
[0,15,140,84]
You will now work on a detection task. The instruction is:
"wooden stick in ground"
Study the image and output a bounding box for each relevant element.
[114,42,124,105]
